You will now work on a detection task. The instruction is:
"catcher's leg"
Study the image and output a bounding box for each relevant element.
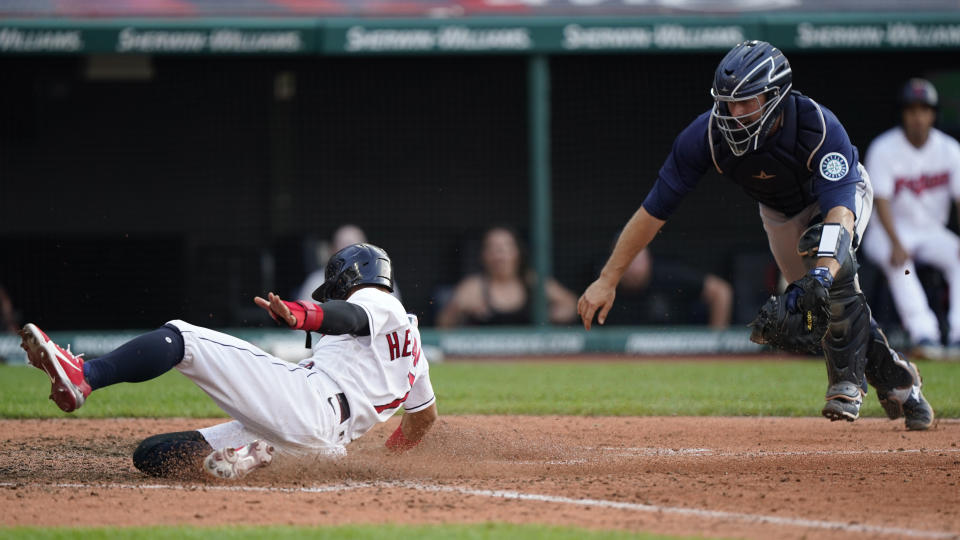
[864,320,934,430]
[820,280,871,422]
[798,223,869,422]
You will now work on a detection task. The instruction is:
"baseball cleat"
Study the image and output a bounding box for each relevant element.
[19,323,91,413]
[874,359,933,430]
[903,387,934,431]
[902,362,934,431]
[821,381,862,422]
[203,440,274,480]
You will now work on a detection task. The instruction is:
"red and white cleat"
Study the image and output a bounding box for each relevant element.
[203,440,275,480]
[19,323,91,413]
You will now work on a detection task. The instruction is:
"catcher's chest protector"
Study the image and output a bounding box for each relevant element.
[710,92,825,217]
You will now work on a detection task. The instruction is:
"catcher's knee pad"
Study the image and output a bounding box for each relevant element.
[133,430,212,477]
[821,283,870,391]
[797,223,859,282]
[864,319,921,419]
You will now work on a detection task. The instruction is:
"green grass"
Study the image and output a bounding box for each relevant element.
[0,525,706,540]
[433,360,960,417]
[0,367,227,418]
[2,359,958,419]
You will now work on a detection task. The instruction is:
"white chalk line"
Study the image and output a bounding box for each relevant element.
[593,447,960,458]
[484,447,960,466]
[2,480,957,539]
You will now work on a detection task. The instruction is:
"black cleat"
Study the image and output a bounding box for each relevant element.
[821,381,862,422]
[903,388,934,431]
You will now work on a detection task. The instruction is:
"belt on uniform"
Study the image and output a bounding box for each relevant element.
[334,392,350,424]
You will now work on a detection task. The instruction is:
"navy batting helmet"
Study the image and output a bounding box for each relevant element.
[900,78,938,109]
[312,243,394,302]
[711,40,793,156]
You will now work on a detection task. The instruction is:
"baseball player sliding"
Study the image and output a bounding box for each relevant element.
[861,78,960,361]
[579,40,934,430]
[20,243,437,479]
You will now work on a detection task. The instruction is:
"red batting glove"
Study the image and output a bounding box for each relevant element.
[281,300,324,331]
[256,293,324,331]
[385,425,419,453]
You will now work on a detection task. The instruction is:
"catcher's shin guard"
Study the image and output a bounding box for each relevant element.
[798,223,870,421]
[864,320,934,430]
[820,283,871,421]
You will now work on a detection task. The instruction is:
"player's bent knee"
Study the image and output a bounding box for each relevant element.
[133,430,212,478]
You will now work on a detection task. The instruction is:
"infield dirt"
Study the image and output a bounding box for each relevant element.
[2,416,959,539]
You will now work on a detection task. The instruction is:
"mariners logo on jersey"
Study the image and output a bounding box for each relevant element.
[819,152,849,181]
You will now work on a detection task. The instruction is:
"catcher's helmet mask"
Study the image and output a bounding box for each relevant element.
[711,40,793,156]
[312,243,394,302]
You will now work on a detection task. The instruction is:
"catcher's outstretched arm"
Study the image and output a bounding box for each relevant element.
[578,206,665,330]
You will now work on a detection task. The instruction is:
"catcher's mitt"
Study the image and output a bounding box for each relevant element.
[749,276,830,354]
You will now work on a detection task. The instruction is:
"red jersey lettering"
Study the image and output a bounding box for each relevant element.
[894,171,949,196]
[401,329,412,357]
[386,331,401,361]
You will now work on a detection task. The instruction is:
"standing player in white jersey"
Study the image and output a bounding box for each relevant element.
[19,243,437,479]
[862,78,960,360]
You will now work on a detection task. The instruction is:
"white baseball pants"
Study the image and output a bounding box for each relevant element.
[861,222,960,344]
[167,320,348,456]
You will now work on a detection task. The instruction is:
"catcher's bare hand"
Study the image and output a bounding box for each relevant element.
[254,292,297,327]
[578,278,616,330]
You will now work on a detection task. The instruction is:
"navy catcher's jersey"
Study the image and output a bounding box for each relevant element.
[643,92,862,220]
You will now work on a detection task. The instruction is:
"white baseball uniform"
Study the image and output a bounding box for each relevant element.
[168,287,434,456]
[862,126,960,344]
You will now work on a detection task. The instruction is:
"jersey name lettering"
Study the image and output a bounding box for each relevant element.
[894,171,949,195]
[385,329,421,364]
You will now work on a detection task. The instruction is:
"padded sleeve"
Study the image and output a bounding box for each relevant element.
[318,300,371,336]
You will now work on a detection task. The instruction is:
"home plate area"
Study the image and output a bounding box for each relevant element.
[2,416,958,539]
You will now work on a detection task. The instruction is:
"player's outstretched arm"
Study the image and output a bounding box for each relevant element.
[578,206,665,330]
[254,292,370,335]
[386,403,438,453]
[254,292,299,326]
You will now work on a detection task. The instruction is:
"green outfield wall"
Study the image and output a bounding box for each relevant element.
[4,13,960,55]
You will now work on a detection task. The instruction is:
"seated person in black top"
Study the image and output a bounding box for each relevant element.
[437,226,577,327]
[604,248,733,329]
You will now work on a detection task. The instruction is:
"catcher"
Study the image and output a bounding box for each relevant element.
[578,40,934,430]
[20,243,437,479]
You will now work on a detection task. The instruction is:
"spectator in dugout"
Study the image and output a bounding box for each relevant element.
[436,226,578,327]
[602,246,733,329]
